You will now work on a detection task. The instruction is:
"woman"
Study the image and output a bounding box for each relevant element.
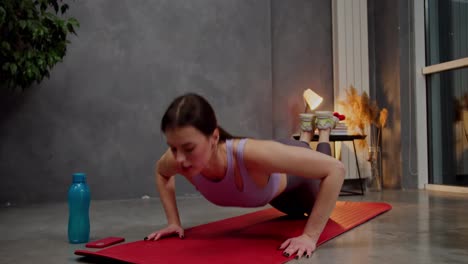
[145,93,345,259]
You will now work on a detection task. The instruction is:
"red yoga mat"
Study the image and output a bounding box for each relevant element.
[76,201,391,264]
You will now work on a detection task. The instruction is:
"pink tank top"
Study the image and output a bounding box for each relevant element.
[192,139,281,207]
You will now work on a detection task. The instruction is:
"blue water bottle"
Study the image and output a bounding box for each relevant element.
[68,172,90,244]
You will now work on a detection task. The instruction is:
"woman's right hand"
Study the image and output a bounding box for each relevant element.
[145,224,185,241]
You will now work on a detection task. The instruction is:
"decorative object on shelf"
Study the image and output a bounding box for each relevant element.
[302,88,349,135]
[331,112,348,135]
[338,86,388,148]
[338,86,388,191]
[303,88,323,112]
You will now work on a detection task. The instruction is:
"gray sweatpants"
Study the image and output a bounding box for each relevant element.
[269,138,332,217]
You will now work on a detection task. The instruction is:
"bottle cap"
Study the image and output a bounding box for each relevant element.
[72,173,86,183]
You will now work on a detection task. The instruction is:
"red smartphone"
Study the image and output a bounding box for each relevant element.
[85,237,125,248]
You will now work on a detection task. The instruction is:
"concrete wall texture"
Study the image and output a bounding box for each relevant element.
[0,0,333,204]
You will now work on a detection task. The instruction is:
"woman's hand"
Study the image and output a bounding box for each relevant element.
[145,224,185,241]
[278,234,317,259]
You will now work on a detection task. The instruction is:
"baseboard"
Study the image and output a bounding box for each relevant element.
[425,184,468,194]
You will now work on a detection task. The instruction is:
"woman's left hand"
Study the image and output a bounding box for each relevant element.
[278,234,317,259]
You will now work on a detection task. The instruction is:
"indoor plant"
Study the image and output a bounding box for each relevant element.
[338,86,388,190]
[0,0,79,90]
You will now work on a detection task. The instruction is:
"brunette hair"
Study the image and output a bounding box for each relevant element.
[161,93,235,141]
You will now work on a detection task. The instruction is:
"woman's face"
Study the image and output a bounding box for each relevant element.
[165,126,218,177]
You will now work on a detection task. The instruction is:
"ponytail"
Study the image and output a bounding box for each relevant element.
[217,126,241,141]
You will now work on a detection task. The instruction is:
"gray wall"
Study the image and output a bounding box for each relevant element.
[0,0,333,205]
[368,0,418,189]
[271,0,333,138]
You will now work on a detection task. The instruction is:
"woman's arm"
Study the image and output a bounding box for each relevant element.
[146,150,185,241]
[156,151,182,226]
[301,165,344,241]
[244,139,345,242]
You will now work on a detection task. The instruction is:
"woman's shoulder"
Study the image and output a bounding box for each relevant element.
[242,137,283,146]
[229,137,273,144]
[227,137,272,150]
[240,138,294,173]
[227,137,293,163]
[243,137,310,162]
[157,148,180,177]
[241,138,289,157]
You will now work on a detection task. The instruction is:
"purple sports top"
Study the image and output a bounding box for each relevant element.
[192,138,282,207]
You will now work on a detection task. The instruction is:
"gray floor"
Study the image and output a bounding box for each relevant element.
[1,190,468,264]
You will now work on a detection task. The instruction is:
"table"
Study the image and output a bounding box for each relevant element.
[292,133,367,196]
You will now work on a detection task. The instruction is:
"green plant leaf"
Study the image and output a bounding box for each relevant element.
[0,0,80,90]
[32,65,40,77]
[10,64,17,75]
[51,0,59,13]
[1,41,10,51]
[19,20,27,29]
[68,17,80,27]
[67,22,76,34]
[26,68,32,78]
[2,62,10,71]
[40,1,47,12]
[61,4,69,14]
[0,7,6,25]
[13,52,21,60]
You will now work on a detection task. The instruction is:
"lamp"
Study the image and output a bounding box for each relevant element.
[303,88,323,112]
